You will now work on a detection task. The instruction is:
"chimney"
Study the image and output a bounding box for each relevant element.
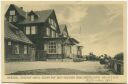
[20,7,23,10]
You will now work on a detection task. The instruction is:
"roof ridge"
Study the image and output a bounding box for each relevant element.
[19,8,53,24]
[33,9,54,12]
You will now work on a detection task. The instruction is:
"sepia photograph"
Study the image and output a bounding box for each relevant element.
[1,1,127,83]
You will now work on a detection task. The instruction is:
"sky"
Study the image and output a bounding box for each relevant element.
[3,2,124,57]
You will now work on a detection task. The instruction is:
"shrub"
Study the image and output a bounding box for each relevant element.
[114,53,123,60]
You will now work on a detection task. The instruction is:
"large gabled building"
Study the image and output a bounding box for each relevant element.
[4,4,83,61]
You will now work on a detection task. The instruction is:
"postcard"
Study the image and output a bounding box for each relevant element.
[1,1,127,83]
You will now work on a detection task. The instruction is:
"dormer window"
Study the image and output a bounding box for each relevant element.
[10,10,15,15]
[9,10,17,22]
[30,15,34,21]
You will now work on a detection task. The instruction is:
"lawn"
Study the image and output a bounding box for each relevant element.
[5,61,112,75]
[10,68,109,75]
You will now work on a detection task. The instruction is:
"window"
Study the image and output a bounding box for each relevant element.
[24,45,27,54]
[9,16,12,22]
[48,41,56,54]
[13,16,17,22]
[10,10,15,15]
[54,22,57,27]
[26,26,36,35]
[30,15,34,21]
[31,26,36,34]
[9,16,17,22]
[51,30,55,38]
[15,45,19,54]
[12,44,19,54]
[49,18,57,30]
[48,18,51,24]
[56,33,58,37]
[9,10,17,22]
[8,41,11,45]
[26,26,30,35]
[46,27,50,36]
[49,19,53,25]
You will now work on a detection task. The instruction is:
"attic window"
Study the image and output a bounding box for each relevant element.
[9,10,16,22]
[10,10,15,15]
[30,15,34,21]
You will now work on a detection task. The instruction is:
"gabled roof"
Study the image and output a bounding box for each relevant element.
[6,4,26,18]
[59,24,66,33]
[19,9,53,24]
[59,24,69,36]
[4,21,33,44]
[69,38,79,44]
[28,10,39,17]
[61,37,79,45]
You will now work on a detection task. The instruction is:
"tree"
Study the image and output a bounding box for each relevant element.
[114,52,123,60]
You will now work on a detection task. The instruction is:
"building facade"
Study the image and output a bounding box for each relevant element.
[4,4,83,61]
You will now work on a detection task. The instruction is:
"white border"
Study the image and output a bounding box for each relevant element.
[0,0,127,84]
